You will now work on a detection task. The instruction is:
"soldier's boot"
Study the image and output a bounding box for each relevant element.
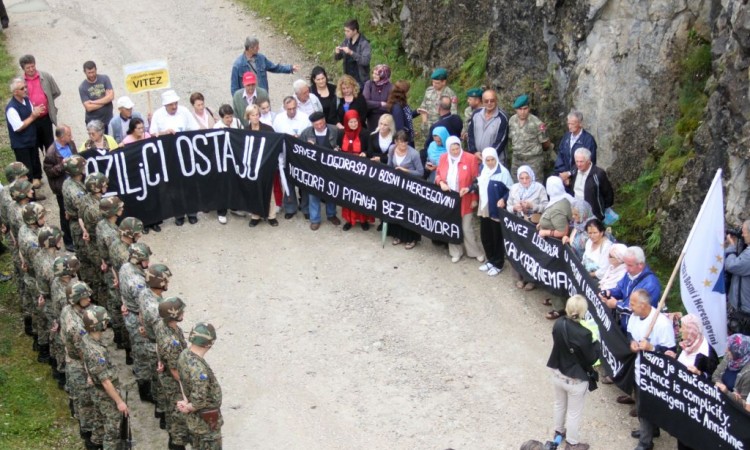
[37,344,50,364]
[125,349,133,365]
[23,316,33,336]
[168,436,187,450]
[138,380,154,403]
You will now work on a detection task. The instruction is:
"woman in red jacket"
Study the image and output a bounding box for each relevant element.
[338,109,373,231]
[435,136,485,263]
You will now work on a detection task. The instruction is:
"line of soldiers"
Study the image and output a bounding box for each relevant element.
[1,158,223,449]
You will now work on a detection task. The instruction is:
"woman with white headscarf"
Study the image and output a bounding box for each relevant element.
[539,176,574,320]
[597,243,628,292]
[435,136,483,263]
[473,147,513,276]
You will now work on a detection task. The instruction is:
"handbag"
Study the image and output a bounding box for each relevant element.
[561,318,599,391]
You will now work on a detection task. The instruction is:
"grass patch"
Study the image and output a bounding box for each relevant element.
[0,33,79,449]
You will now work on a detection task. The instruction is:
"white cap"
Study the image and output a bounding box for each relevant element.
[161,90,180,106]
[116,96,135,109]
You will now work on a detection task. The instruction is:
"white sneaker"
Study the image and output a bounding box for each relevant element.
[487,266,502,276]
[451,255,462,263]
[218,215,227,224]
[229,210,246,217]
[476,255,486,263]
[479,263,492,272]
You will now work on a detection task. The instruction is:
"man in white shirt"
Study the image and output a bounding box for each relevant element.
[149,90,200,225]
[274,96,311,220]
[292,79,322,117]
[627,288,676,450]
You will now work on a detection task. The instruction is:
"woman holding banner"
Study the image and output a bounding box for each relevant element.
[435,136,483,263]
[386,130,423,249]
[546,295,600,450]
[474,147,512,276]
[338,109,373,231]
[539,176,574,320]
[714,334,750,408]
[507,165,548,289]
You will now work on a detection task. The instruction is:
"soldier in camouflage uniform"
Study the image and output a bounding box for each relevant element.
[78,172,108,305]
[140,264,173,427]
[81,305,130,450]
[8,180,34,334]
[50,254,80,391]
[62,154,87,255]
[0,162,29,289]
[19,202,47,361]
[60,280,97,448]
[95,196,125,349]
[508,94,552,179]
[177,322,223,450]
[119,242,152,401]
[108,217,144,365]
[32,225,64,383]
[461,88,483,141]
[417,68,457,138]
[155,297,190,450]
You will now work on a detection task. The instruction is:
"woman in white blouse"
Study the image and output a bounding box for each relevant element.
[582,218,613,279]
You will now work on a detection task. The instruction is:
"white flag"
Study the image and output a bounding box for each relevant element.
[679,169,727,355]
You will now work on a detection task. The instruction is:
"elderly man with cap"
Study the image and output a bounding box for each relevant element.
[299,111,341,230]
[417,68,457,138]
[509,94,552,177]
[149,90,200,226]
[108,96,147,144]
[461,87,483,141]
[232,72,270,129]
[230,36,300,95]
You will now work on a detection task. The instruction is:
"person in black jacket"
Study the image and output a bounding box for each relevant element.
[547,295,600,450]
[567,147,613,221]
[334,19,371,89]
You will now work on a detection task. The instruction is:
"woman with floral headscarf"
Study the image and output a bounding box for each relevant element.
[362,64,394,133]
[597,243,628,293]
[435,136,482,263]
[665,314,718,379]
[563,199,594,259]
[338,109,373,231]
[714,334,750,403]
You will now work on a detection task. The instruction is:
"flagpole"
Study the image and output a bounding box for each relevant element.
[645,169,723,339]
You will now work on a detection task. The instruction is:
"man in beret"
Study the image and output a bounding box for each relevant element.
[461,88,483,141]
[298,111,341,230]
[508,94,552,177]
[417,68,457,138]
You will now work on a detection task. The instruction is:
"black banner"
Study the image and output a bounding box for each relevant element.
[283,136,463,243]
[639,352,750,449]
[80,130,283,225]
[498,209,636,392]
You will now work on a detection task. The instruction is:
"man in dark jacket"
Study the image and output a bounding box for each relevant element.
[554,110,597,184]
[567,147,613,220]
[299,111,341,231]
[334,19,371,89]
[423,95,462,153]
[44,124,77,250]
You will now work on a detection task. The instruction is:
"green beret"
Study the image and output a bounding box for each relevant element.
[513,94,530,109]
[466,88,483,98]
[430,68,448,80]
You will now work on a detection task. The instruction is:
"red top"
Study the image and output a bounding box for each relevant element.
[341,109,362,153]
[25,72,48,117]
[435,151,479,216]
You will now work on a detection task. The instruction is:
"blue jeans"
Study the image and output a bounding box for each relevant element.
[283,188,309,215]
[308,194,336,223]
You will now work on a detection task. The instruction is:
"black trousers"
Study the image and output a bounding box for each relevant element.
[55,193,73,246]
[11,146,42,180]
[479,217,505,268]
[35,115,54,153]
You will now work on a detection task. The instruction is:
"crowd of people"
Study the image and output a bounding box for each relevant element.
[4,16,750,450]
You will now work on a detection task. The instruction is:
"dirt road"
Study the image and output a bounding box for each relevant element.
[4,0,674,448]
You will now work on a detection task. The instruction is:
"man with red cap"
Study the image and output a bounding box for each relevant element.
[232,72,269,129]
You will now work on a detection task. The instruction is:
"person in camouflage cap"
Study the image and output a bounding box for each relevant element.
[81,305,130,450]
[62,154,87,254]
[59,280,97,448]
[19,202,46,358]
[120,242,152,399]
[177,322,222,449]
[77,172,108,306]
[155,296,189,449]
[49,254,79,388]
[32,225,62,369]
[96,196,126,352]
[139,264,172,419]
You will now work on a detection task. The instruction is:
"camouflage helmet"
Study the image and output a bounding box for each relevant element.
[66,280,93,306]
[158,296,186,321]
[22,202,45,225]
[37,225,62,249]
[4,162,28,183]
[63,155,86,176]
[128,242,151,264]
[145,264,172,289]
[53,254,80,277]
[9,179,33,201]
[84,172,108,194]
[188,322,216,347]
[82,305,110,332]
[118,217,144,239]
[99,196,124,217]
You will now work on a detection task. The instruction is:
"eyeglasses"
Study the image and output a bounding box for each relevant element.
[483,99,497,104]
